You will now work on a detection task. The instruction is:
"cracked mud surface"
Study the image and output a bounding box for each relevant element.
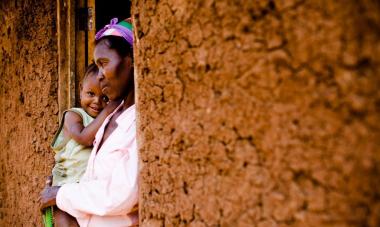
[0,1,58,226]
[134,0,380,226]
[0,0,380,226]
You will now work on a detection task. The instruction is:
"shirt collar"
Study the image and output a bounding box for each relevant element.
[115,103,136,132]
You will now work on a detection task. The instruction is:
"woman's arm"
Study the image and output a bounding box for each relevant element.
[56,141,138,218]
[65,100,120,146]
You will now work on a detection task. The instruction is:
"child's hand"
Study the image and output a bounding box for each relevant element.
[104,100,122,114]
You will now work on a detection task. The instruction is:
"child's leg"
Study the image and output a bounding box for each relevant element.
[53,207,79,227]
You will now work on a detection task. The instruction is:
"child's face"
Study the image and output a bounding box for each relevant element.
[80,74,108,117]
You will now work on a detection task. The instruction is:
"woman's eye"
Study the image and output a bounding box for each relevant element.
[87,92,95,96]
[99,61,108,67]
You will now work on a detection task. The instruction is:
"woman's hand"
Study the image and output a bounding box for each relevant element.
[40,185,60,211]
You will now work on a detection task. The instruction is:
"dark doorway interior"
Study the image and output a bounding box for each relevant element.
[95,0,131,31]
[74,0,131,106]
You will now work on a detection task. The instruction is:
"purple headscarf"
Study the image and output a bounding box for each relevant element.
[95,18,133,47]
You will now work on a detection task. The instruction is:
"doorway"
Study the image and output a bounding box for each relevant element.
[56,0,131,116]
[76,0,131,105]
[95,0,131,32]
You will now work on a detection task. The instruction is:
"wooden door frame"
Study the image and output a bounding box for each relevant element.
[57,0,76,118]
[57,0,95,119]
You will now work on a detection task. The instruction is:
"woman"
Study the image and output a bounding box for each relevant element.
[40,18,138,226]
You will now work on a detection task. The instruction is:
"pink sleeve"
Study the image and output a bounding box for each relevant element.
[56,141,138,218]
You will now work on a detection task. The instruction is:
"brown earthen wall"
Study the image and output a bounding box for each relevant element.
[0,0,58,226]
[134,0,380,226]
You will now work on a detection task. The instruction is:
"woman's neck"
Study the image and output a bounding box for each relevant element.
[122,91,135,110]
[122,71,135,111]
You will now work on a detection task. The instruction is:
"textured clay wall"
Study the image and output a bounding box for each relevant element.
[134,0,380,226]
[0,0,58,226]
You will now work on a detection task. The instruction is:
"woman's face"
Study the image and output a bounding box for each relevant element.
[94,40,133,101]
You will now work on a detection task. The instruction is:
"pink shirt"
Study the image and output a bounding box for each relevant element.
[57,103,138,227]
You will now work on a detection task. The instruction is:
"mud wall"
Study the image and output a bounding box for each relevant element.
[0,0,58,226]
[134,0,380,226]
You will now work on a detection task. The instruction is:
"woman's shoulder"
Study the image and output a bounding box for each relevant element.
[116,104,136,129]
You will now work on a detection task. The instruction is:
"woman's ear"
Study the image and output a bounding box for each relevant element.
[124,55,133,67]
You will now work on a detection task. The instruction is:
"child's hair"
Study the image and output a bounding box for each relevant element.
[83,62,99,81]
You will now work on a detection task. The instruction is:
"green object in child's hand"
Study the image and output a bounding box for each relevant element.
[42,206,54,227]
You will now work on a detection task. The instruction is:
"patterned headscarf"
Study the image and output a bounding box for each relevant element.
[95,18,133,47]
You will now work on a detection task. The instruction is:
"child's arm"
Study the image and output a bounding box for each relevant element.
[64,100,121,146]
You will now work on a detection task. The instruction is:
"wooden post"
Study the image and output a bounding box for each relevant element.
[74,0,86,105]
[57,0,76,119]
[87,0,96,65]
